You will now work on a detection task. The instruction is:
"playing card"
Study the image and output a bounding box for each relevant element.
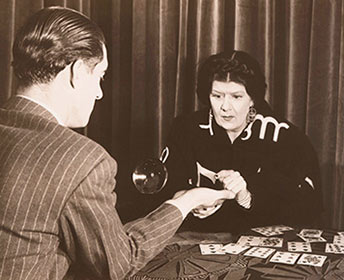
[244,247,275,259]
[222,243,250,255]
[297,253,327,267]
[251,226,283,237]
[333,235,344,244]
[258,237,283,248]
[199,244,225,255]
[269,251,300,265]
[299,229,323,237]
[297,235,326,243]
[272,225,294,232]
[236,236,262,247]
[287,242,312,252]
[325,243,344,254]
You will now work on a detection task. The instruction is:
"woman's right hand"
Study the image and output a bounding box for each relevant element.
[191,201,224,219]
[167,187,235,219]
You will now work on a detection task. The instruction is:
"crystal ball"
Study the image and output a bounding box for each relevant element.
[132,158,168,194]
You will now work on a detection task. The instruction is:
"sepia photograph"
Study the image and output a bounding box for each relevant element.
[0,0,343,279]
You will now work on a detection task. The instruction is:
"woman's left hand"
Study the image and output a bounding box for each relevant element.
[191,170,250,218]
[216,170,248,200]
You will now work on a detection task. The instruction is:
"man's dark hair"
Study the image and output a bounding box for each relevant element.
[197,51,267,110]
[12,6,105,87]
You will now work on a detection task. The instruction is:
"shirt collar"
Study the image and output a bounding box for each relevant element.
[16,95,65,126]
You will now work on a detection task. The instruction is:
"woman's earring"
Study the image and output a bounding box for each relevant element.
[246,106,257,123]
[209,109,213,121]
[199,109,214,135]
[208,109,214,135]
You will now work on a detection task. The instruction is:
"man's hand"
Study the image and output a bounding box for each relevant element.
[166,187,235,219]
[188,170,248,219]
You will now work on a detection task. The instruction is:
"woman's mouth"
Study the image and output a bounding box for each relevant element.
[222,116,234,121]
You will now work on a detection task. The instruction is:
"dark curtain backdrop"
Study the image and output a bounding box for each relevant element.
[0,0,343,230]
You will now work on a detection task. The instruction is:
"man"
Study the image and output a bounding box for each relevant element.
[0,7,239,280]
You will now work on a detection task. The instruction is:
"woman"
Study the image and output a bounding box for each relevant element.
[160,51,323,233]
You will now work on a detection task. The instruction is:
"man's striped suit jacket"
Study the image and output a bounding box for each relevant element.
[0,96,183,280]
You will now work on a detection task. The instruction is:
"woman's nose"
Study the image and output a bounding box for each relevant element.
[220,96,232,111]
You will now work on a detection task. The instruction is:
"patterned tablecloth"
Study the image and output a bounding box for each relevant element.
[129,230,344,280]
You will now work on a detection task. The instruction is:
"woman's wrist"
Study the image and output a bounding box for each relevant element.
[236,189,252,209]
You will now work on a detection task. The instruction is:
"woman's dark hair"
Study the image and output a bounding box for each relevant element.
[197,51,267,110]
[12,6,105,87]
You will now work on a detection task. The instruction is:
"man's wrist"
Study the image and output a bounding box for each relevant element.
[165,200,190,220]
[165,192,199,219]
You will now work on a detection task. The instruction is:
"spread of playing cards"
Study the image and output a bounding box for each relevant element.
[197,225,344,269]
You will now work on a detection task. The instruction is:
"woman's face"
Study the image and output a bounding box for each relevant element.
[210,80,253,136]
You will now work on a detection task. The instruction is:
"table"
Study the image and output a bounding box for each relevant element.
[129,229,344,280]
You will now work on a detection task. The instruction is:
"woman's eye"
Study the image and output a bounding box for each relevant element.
[211,93,222,99]
[234,95,242,99]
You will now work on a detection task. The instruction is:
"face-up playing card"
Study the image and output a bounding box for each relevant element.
[288,242,312,252]
[299,229,323,237]
[325,243,344,254]
[251,226,283,237]
[222,243,250,255]
[236,236,263,247]
[297,235,326,243]
[244,247,275,259]
[269,251,300,265]
[333,235,344,244]
[272,225,294,232]
[199,244,225,255]
[258,237,283,248]
[297,253,327,267]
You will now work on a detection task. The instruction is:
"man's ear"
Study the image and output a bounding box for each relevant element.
[69,59,88,89]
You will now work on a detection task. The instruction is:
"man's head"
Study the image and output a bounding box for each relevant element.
[12,6,105,88]
[12,7,108,128]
